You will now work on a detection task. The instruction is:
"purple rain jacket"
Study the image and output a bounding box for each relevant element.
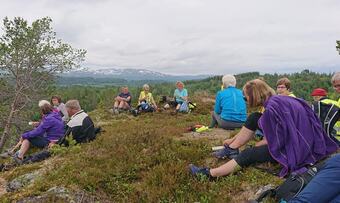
[259,95,338,177]
[22,111,65,142]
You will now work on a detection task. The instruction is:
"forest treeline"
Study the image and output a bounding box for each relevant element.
[53,69,337,112]
[0,69,337,149]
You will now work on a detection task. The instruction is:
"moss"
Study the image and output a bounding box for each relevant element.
[0,100,281,202]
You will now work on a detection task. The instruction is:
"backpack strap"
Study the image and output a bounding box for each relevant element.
[256,189,276,202]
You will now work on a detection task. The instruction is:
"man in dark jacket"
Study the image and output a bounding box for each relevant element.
[63,99,96,143]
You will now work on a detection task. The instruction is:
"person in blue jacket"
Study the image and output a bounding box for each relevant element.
[209,74,247,129]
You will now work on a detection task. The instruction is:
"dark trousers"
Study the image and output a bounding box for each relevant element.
[234,145,277,167]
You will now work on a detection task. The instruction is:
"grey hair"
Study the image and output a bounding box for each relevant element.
[331,72,340,83]
[222,74,237,88]
[65,99,81,110]
[143,84,150,90]
[38,100,51,107]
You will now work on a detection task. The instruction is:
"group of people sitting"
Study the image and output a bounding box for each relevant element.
[189,72,340,202]
[11,97,97,164]
[6,72,340,202]
[113,81,189,115]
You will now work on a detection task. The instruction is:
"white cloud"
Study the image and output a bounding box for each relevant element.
[0,0,339,75]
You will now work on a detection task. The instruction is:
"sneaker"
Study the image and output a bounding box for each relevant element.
[189,164,213,179]
[212,145,239,160]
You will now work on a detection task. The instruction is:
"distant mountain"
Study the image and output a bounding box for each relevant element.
[60,68,210,81]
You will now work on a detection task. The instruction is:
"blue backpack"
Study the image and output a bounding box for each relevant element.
[179,102,189,113]
[139,102,154,112]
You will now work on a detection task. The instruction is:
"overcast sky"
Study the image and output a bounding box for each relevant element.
[0,0,339,75]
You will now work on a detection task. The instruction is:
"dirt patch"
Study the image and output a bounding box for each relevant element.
[175,128,231,141]
[201,97,215,103]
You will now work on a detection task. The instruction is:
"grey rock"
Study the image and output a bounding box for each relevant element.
[6,171,40,192]
[16,186,102,203]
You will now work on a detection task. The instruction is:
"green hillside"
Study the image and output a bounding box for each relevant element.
[0,96,282,202]
[0,70,338,202]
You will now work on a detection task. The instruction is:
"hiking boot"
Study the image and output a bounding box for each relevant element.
[0,150,12,159]
[212,145,239,160]
[189,164,215,180]
[12,153,23,165]
[131,109,139,117]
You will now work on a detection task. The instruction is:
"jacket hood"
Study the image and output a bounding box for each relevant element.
[46,111,62,121]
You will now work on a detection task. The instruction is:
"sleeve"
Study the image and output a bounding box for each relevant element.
[138,92,143,101]
[81,117,95,141]
[127,93,132,101]
[243,112,263,131]
[59,104,69,121]
[214,92,221,114]
[183,89,188,97]
[150,93,156,105]
[22,117,52,139]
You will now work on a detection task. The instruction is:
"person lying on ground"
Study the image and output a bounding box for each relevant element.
[13,100,64,162]
[276,77,296,97]
[189,79,338,179]
[138,84,158,111]
[51,95,69,122]
[209,74,247,130]
[174,81,188,112]
[113,86,132,112]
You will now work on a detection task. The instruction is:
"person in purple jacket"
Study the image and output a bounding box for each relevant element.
[189,79,338,179]
[14,100,65,161]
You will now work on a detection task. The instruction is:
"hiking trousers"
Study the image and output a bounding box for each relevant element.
[234,145,277,167]
[289,154,340,203]
[210,111,244,130]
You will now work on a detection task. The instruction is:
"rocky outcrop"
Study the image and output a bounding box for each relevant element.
[6,171,40,192]
[17,186,102,203]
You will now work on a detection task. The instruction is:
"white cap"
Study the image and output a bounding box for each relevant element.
[38,100,51,107]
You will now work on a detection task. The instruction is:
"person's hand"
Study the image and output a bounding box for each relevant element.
[32,122,40,127]
[255,139,267,147]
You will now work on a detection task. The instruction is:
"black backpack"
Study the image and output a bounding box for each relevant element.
[311,100,340,138]
[255,161,325,202]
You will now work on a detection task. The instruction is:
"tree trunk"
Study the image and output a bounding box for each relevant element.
[0,103,16,152]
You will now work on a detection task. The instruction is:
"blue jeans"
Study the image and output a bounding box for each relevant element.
[289,154,340,203]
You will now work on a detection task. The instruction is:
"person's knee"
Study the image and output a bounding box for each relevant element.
[22,139,30,145]
[326,154,340,167]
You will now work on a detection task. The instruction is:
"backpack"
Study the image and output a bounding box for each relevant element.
[255,161,325,202]
[188,102,197,111]
[139,102,154,112]
[179,102,189,113]
[311,101,340,138]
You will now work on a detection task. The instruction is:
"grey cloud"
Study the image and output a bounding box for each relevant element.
[0,0,339,75]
